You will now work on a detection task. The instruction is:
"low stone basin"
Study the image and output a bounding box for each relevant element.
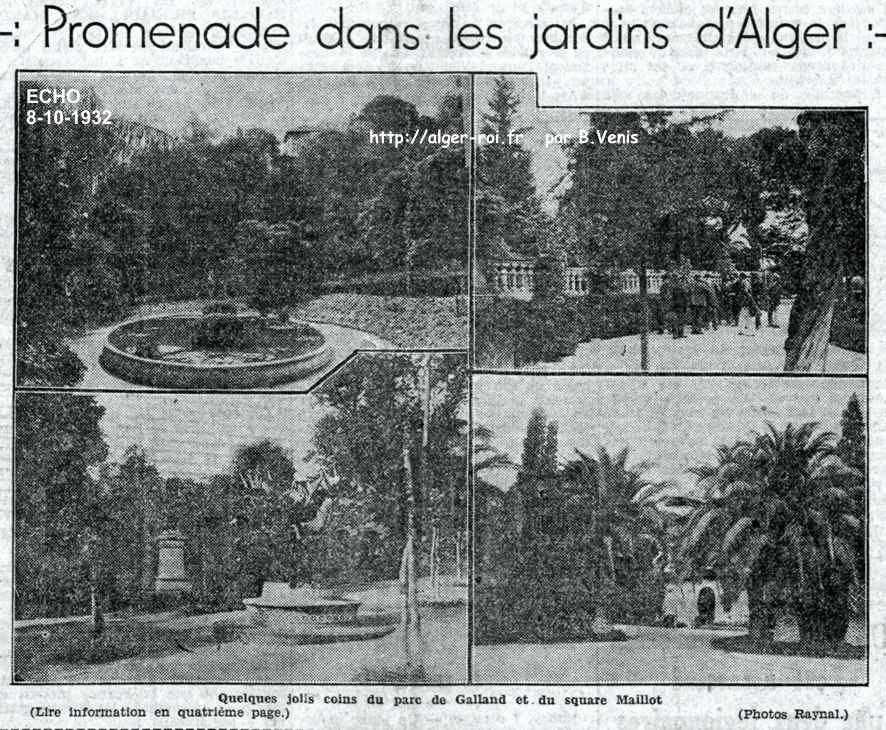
[243,582,361,634]
[99,315,333,389]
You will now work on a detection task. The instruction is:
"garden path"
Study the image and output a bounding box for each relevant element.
[473,622,866,684]
[525,302,865,373]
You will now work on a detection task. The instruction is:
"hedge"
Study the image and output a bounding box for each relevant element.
[830,298,865,353]
[475,293,666,368]
[318,268,467,298]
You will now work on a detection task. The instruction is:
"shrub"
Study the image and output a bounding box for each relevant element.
[319,268,467,297]
[16,331,86,387]
[475,531,627,645]
[190,316,255,351]
[605,570,666,625]
[475,293,665,368]
[202,301,239,316]
[830,297,865,353]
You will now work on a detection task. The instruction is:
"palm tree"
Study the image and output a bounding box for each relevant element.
[665,422,863,644]
[473,424,517,484]
[562,447,665,628]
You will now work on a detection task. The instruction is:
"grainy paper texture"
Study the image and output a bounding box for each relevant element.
[0,1,881,727]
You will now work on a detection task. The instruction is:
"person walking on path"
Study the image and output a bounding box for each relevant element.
[689,275,708,334]
[766,271,783,327]
[736,273,757,335]
[751,272,765,330]
[702,276,720,331]
[657,274,672,336]
[727,276,742,326]
[671,275,688,339]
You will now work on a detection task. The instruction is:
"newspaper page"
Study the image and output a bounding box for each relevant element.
[0,1,879,728]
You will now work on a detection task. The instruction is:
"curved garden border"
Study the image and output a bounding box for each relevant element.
[99,316,334,389]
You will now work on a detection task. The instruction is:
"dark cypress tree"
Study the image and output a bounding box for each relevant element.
[543,421,559,474]
[838,393,865,472]
[476,76,546,259]
[520,408,547,476]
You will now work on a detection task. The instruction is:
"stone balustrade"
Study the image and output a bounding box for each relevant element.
[491,261,725,299]
[491,261,535,301]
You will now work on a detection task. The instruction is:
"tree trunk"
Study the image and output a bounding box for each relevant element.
[89,555,104,640]
[746,563,775,646]
[90,583,104,639]
[429,525,438,598]
[795,572,851,644]
[639,264,649,371]
[784,261,842,372]
[400,437,423,675]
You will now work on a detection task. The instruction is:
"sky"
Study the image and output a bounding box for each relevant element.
[97,393,325,480]
[474,375,865,493]
[474,74,802,212]
[21,72,468,138]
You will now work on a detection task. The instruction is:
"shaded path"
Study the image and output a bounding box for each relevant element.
[526,301,865,373]
[473,624,866,684]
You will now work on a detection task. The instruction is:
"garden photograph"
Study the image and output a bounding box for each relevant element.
[14,353,468,683]
[473,375,866,683]
[16,72,469,390]
[474,74,865,374]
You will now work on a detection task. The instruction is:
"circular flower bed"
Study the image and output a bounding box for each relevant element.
[100,315,332,389]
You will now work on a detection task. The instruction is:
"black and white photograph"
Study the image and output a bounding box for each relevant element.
[474,74,865,374]
[473,375,866,684]
[14,353,468,683]
[15,72,469,390]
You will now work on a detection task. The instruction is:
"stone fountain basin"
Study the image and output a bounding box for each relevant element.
[243,583,363,634]
[99,315,333,389]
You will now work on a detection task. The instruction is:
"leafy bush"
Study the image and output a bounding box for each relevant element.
[476,582,628,645]
[475,532,626,645]
[605,570,666,625]
[830,298,865,353]
[319,268,467,297]
[202,301,239,316]
[190,316,255,351]
[475,293,665,367]
[16,331,86,387]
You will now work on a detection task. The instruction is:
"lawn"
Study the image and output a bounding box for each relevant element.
[297,294,467,349]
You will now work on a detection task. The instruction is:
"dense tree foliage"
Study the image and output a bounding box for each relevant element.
[16,84,127,385]
[18,86,468,385]
[312,354,468,580]
[785,111,866,370]
[661,422,864,644]
[475,76,548,261]
[15,394,108,618]
[477,413,665,644]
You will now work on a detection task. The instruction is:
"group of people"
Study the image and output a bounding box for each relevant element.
[657,270,783,340]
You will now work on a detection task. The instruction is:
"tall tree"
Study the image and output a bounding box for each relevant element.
[520,408,548,476]
[312,354,468,578]
[16,83,125,385]
[838,393,865,473]
[665,422,863,644]
[476,76,547,260]
[15,394,108,619]
[561,112,746,369]
[784,111,865,371]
